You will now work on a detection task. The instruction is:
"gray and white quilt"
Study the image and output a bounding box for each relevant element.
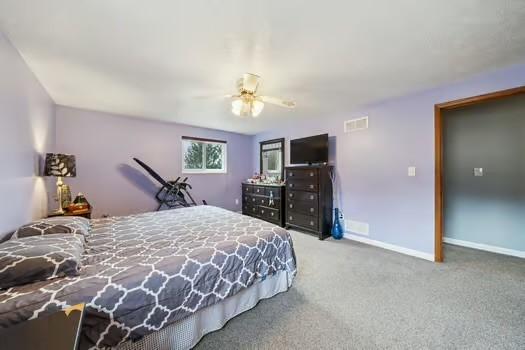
[0,206,297,349]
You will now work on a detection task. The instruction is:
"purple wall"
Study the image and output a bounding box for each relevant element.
[0,32,55,239]
[253,64,525,257]
[55,106,253,218]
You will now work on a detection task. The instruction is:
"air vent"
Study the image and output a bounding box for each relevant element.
[344,116,368,133]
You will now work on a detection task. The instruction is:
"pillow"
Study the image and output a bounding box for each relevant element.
[0,234,84,289]
[12,216,91,239]
[44,216,91,233]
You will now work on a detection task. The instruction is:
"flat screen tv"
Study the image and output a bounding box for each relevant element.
[290,134,329,164]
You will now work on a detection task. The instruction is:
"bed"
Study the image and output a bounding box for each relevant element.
[0,206,297,349]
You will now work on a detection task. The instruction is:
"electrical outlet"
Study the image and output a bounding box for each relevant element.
[235,198,239,205]
[338,211,344,220]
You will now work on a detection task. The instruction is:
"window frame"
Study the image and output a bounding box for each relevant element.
[181,136,227,174]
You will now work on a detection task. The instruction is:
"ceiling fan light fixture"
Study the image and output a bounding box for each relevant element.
[231,98,244,116]
[228,74,294,118]
[251,100,264,117]
[231,96,264,117]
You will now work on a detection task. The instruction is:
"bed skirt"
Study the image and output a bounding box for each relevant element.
[116,270,290,350]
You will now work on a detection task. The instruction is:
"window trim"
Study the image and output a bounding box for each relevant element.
[181,137,227,174]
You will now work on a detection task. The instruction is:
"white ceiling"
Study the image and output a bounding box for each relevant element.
[1,1,525,134]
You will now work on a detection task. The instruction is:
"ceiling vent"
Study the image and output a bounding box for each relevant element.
[344,116,368,133]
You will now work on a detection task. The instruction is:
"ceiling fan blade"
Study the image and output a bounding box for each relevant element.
[192,94,237,100]
[258,95,296,108]
[241,73,260,93]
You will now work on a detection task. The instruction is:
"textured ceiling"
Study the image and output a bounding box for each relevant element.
[1,1,525,134]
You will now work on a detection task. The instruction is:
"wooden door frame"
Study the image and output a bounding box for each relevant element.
[434,86,525,262]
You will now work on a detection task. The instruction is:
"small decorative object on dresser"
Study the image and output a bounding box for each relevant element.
[242,183,285,227]
[285,165,333,239]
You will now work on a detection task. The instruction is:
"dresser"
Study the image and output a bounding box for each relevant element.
[242,183,286,227]
[285,165,333,239]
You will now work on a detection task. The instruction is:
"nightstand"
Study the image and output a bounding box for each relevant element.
[48,208,92,219]
[0,303,85,350]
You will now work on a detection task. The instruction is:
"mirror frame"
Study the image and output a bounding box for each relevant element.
[259,138,285,180]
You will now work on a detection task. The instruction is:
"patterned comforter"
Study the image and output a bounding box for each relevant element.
[0,206,297,349]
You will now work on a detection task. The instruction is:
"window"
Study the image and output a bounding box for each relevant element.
[182,137,227,174]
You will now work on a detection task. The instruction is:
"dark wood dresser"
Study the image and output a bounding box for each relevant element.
[285,165,333,239]
[242,183,286,227]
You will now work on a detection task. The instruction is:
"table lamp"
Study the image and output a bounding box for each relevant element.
[44,153,76,214]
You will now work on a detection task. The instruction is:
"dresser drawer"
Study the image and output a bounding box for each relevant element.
[286,179,318,192]
[265,187,281,198]
[286,169,318,179]
[265,198,281,210]
[243,204,257,216]
[259,206,270,218]
[266,208,280,222]
[256,196,268,206]
[287,200,317,216]
[253,186,265,195]
[287,190,318,202]
[243,185,253,194]
[287,212,318,229]
[249,205,259,216]
[242,194,252,203]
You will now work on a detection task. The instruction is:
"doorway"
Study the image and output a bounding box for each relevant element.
[434,86,525,262]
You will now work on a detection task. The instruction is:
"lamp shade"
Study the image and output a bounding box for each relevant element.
[44,153,76,177]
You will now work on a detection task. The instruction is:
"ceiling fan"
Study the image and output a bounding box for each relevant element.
[226,73,296,118]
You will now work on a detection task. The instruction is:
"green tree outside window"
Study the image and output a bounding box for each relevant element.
[183,139,226,173]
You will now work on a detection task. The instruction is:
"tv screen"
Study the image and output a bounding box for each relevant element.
[290,134,329,164]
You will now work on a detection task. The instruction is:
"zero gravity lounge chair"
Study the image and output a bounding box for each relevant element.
[133,158,206,211]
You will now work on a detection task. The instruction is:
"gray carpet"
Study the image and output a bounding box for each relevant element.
[195,231,525,350]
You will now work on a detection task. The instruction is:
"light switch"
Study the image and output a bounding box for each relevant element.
[474,168,483,177]
[408,166,416,177]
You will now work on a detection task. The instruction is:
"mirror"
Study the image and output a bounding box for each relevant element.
[260,138,285,182]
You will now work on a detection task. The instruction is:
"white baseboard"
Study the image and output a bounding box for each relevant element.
[443,237,525,259]
[343,233,435,262]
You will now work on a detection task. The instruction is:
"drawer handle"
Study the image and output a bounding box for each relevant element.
[309,184,314,189]
[252,208,256,212]
[252,198,255,202]
[310,195,314,200]
[270,212,274,216]
[289,193,293,197]
[289,216,293,220]
[310,208,314,212]
[261,199,264,203]
[289,184,294,188]
[261,210,265,214]
[310,172,314,177]
[310,221,314,226]
[290,172,294,177]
